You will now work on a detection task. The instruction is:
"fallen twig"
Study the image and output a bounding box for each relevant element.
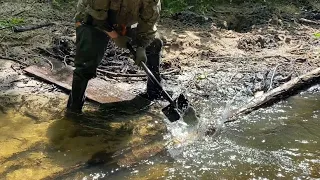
[13,10,26,16]
[0,26,11,30]
[12,22,54,33]
[299,18,320,25]
[97,68,180,78]
[210,56,233,62]
[0,36,5,43]
[45,58,54,71]
[268,64,280,91]
[63,55,68,67]
[12,0,37,16]
[211,8,231,14]
[277,73,292,83]
[0,55,28,66]
[10,64,20,73]
[229,66,239,82]
[37,47,73,61]
[263,55,291,62]
[31,55,54,71]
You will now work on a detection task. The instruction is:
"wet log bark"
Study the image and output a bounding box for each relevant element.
[226,67,320,122]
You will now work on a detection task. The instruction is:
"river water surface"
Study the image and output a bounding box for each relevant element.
[76,90,320,179]
[0,90,319,179]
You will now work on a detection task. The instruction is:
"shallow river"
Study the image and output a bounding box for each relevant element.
[88,91,320,179]
[1,90,319,179]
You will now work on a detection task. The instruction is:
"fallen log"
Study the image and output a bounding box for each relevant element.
[12,22,54,33]
[226,67,320,122]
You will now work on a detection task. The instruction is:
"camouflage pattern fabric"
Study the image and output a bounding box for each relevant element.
[74,0,161,48]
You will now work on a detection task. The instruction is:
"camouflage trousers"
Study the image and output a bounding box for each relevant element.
[74,24,163,84]
[67,24,163,114]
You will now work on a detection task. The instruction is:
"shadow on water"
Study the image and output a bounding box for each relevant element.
[0,56,171,179]
[95,95,154,119]
[0,87,170,180]
[43,94,169,179]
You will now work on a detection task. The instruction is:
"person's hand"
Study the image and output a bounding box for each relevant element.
[75,22,81,28]
[112,36,130,49]
[135,47,147,66]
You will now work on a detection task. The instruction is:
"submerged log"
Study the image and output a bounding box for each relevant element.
[226,67,320,122]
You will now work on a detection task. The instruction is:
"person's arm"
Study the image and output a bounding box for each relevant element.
[74,0,117,38]
[74,0,88,26]
[136,0,161,48]
[104,30,119,39]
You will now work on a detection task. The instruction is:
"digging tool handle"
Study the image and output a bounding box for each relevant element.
[140,62,175,104]
[127,43,175,105]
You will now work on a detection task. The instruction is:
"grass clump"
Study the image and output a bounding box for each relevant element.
[0,18,24,28]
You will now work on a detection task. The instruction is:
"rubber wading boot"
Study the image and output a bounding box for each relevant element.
[143,53,163,101]
[65,73,88,120]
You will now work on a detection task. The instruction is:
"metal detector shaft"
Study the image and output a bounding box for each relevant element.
[140,62,175,104]
[127,43,175,105]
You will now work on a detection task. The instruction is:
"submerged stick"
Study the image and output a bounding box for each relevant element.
[226,67,320,122]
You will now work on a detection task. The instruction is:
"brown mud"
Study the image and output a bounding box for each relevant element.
[0,0,320,179]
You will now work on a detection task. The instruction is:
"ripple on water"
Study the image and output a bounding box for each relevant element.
[157,91,320,179]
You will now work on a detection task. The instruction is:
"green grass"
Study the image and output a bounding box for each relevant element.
[0,18,24,28]
[51,0,74,10]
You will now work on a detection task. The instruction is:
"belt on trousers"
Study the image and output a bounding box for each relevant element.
[84,15,127,35]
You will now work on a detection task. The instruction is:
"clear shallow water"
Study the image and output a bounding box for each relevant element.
[0,91,319,179]
[102,91,320,179]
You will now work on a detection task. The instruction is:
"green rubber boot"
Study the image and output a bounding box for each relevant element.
[65,73,88,120]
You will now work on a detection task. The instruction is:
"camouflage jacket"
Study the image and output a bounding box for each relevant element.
[75,0,161,48]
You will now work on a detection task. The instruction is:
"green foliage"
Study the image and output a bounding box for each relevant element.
[161,0,318,15]
[162,0,187,14]
[51,0,74,10]
[0,18,24,28]
[314,33,320,39]
[162,0,214,14]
